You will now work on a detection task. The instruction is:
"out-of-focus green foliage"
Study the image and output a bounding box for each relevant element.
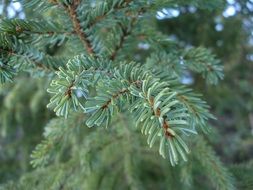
[157,0,253,187]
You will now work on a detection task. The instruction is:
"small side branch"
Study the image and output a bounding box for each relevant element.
[0,47,49,70]
[149,96,174,138]
[87,0,133,28]
[101,88,129,109]
[109,8,146,61]
[64,1,95,55]
[101,80,141,109]
[110,19,136,61]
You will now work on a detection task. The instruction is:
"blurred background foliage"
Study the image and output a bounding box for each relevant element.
[156,0,253,164]
[0,0,252,188]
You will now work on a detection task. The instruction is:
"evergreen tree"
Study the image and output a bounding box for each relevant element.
[0,0,252,189]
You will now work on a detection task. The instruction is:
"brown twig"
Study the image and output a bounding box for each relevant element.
[65,81,75,98]
[101,88,129,109]
[149,96,174,138]
[109,18,136,61]
[101,80,141,109]
[64,1,95,55]
[97,77,174,137]
[109,7,146,61]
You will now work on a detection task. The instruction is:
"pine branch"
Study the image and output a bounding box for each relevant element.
[0,61,15,83]
[101,80,141,109]
[87,0,133,28]
[109,7,146,60]
[0,47,47,70]
[193,136,236,190]
[82,62,196,165]
[24,30,76,36]
[64,1,95,55]
[47,55,113,118]
[182,47,224,84]
[0,44,65,72]
[101,88,129,109]
[146,48,224,85]
[0,0,234,189]
[0,18,75,36]
[110,17,137,60]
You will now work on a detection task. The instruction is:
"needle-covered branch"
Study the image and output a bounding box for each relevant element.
[0,0,238,189]
[47,55,216,165]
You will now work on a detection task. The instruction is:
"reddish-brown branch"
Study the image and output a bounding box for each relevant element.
[109,8,146,61]
[148,96,174,138]
[97,76,174,137]
[65,82,75,98]
[64,1,94,55]
[163,120,173,138]
[101,88,129,109]
[110,24,130,61]
[109,19,136,61]
[101,80,141,109]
